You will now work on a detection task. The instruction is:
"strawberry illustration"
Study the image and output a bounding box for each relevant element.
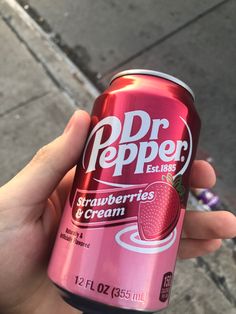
[138,182,180,240]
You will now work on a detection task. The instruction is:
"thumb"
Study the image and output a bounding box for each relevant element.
[3,110,90,206]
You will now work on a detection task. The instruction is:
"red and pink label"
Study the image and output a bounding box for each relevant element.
[80,109,193,187]
[48,87,200,312]
[48,197,185,311]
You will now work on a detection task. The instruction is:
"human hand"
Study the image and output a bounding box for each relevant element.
[0,110,90,314]
[0,110,235,314]
[179,162,236,258]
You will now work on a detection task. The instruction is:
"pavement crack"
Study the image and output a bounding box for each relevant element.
[195,256,236,306]
[102,0,231,77]
[0,92,50,118]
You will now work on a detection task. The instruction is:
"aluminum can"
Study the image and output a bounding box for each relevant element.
[48,69,201,313]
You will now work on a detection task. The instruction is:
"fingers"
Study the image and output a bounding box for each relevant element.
[179,210,236,259]
[4,110,90,206]
[190,160,216,188]
[178,238,222,259]
[182,210,236,239]
[180,161,234,259]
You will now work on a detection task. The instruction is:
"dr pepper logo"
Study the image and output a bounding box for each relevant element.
[82,110,193,181]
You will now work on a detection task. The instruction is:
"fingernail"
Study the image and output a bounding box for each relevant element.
[63,111,77,134]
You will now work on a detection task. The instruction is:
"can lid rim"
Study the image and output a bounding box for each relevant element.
[110,69,195,100]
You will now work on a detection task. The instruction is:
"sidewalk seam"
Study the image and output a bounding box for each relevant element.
[2,0,99,110]
[0,12,75,104]
[0,12,58,87]
[0,91,50,118]
[101,0,230,78]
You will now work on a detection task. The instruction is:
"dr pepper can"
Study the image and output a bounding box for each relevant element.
[48,69,201,313]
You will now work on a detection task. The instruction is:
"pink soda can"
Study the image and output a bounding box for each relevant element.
[48,69,201,313]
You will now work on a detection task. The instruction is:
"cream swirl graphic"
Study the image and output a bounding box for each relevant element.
[115,224,177,254]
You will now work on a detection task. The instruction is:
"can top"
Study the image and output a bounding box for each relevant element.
[110,69,195,100]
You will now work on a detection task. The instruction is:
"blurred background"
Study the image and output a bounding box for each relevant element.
[0,0,235,313]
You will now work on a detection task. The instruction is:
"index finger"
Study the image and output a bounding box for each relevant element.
[190,160,216,188]
[182,210,236,240]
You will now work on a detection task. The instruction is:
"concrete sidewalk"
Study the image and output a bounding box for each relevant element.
[0,1,235,313]
[0,0,98,184]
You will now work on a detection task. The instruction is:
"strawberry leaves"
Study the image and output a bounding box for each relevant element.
[162,173,185,200]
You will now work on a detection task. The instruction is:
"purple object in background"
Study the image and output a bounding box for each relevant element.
[191,188,221,210]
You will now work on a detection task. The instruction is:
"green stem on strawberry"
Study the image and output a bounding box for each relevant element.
[162,173,185,201]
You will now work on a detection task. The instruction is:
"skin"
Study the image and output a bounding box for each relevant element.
[0,110,235,314]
